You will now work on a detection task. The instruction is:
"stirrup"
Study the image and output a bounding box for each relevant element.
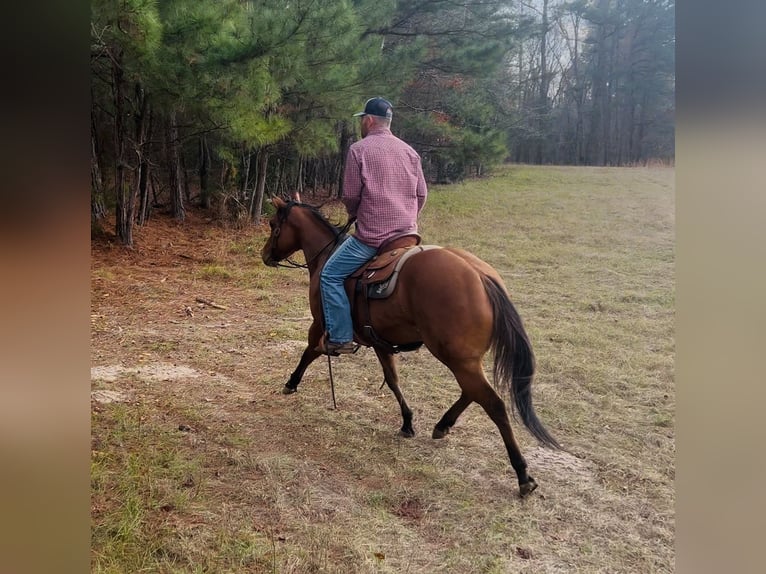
[315,334,358,356]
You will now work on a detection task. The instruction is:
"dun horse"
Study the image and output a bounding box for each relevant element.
[261,197,559,496]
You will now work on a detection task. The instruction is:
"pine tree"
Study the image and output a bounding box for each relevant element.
[91,0,162,245]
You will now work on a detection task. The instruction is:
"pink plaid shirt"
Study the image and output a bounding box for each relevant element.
[342,126,428,248]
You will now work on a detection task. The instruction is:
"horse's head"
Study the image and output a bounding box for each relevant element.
[261,197,302,267]
[262,196,345,269]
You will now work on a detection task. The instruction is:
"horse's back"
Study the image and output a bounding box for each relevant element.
[399,245,490,285]
[399,246,506,293]
[442,248,506,287]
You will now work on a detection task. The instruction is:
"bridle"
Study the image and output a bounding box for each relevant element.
[268,202,306,268]
[268,201,354,269]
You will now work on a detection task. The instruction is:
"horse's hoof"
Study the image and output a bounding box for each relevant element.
[432,426,449,439]
[519,477,538,498]
[282,385,297,395]
[399,428,415,438]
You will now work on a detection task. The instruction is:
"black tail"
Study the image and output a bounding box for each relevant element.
[482,275,561,449]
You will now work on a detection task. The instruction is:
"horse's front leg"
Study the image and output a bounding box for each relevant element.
[373,347,414,437]
[282,321,323,394]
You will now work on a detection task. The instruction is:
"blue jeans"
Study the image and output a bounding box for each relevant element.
[320,235,377,343]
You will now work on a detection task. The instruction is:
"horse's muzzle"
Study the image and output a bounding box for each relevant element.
[262,253,279,267]
[261,245,279,267]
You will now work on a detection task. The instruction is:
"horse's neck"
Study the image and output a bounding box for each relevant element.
[305,249,328,277]
[300,222,335,277]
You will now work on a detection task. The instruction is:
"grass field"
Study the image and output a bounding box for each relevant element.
[91,164,675,573]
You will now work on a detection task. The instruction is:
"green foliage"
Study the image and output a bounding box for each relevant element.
[225,104,292,146]
[396,69,512,181]
[381,1,526,180]
[92,0,162,64]
[91,0,675,238]
[292,120,340,156]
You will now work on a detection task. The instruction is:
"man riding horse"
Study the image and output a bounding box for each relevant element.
[317,97,428,355]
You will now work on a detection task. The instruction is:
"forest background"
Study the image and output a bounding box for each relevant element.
[91,0,674,245]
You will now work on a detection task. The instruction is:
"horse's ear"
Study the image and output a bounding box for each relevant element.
[272,197,286,209]
[291,191,302,203]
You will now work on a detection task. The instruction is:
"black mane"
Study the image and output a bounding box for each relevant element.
[283,200,345,237]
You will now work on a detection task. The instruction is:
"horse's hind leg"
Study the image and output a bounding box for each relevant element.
[432,392,472,438]
[374,348,415,437]
[453,363,537,497]
[283,321,323,394]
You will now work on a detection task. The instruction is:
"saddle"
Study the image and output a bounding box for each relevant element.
[347,234,426,300]
[343,233,441,354]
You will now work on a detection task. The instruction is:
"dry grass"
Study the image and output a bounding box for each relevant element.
[91,165,674,572]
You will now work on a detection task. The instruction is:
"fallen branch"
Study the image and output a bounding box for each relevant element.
[195,297,227,310]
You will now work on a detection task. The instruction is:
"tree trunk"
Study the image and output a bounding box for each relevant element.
[535,0,550,165]
[312,160,319,197]
[571,11,584,165]
[250,149,269,224]
[181,152,191,203]
[296,155,304,196]
[199,136,211,209]
[167,108,185,221]
[240,144,252,202]
[134,83,151,226]
[337,121,352,197]
[275,157,284,197]
[137,157,150,224]
[604,31,617,166]
[90,108,106,227]
[636,92,647,162]
[112,53,135,246]
[586,0,612,166]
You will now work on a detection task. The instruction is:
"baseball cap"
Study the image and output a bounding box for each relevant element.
[353,97,393,119]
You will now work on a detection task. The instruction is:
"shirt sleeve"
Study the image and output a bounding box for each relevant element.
[341,147,362,218]
[415,156,428,213]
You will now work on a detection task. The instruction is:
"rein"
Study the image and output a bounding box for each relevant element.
[327,355,338,409]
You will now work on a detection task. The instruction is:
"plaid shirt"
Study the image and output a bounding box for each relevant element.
[342,126,428,248]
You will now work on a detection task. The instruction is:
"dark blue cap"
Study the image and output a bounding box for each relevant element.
[353,97,393,119]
